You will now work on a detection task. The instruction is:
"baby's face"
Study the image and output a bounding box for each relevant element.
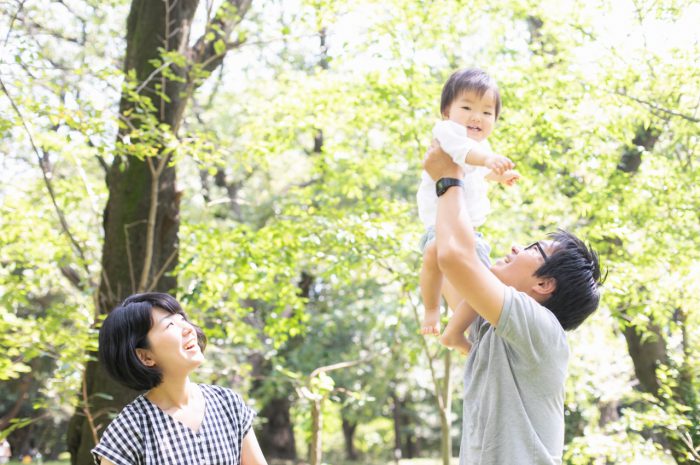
[443,90,497,142]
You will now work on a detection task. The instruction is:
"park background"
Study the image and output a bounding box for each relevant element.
[1,0,699,464]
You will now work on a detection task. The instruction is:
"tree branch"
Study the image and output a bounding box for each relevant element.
[190,0,252,73]
[0,77,94,283]
[137,155,171,292]
[3,0,26,47]
[613,89,700,123]
[0,373,31,430]
[406,291,448,411]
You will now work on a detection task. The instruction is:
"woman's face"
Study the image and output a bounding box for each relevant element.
[137,307,205,377]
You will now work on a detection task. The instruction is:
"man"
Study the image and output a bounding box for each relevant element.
[424,143,603,465]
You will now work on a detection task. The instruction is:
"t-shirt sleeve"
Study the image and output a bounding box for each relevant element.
[468,315,486,345]
[225,388,257,439]
[91,409,143,465]
[495,286,568,364]
[432,121,477,170]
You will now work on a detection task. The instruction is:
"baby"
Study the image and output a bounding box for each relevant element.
[417,68,519,353]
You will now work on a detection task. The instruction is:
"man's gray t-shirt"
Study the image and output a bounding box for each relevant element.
[459,286,569,465]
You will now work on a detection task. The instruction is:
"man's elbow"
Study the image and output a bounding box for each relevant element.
[437,242,467,274]
[438,241,482,280]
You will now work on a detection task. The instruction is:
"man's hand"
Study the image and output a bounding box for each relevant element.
[484,154,515,176]
[424,140,464,181]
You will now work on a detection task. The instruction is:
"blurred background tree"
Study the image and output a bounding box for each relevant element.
[1,0,698,464]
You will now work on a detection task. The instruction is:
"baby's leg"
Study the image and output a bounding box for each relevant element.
[420,241,443,335]
[439,280,476,355]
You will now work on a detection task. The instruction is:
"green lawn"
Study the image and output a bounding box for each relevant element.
[8,459,457,465]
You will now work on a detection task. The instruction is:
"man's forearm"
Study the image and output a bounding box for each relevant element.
[435,185,479,269]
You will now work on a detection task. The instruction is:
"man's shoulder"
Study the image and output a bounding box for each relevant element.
[503,286,563,328]
[496,286,568,357]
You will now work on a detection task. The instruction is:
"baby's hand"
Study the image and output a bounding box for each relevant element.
[485,154,515,176]
[500,169,521,186]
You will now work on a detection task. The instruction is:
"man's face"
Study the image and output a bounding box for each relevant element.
[443,89,497,142]
[491,241,555,295]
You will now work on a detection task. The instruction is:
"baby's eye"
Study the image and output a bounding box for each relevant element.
[461,106,471,110]
[484,112,492,116]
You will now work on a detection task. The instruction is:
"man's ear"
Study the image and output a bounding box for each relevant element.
[135,348,156,367]
[533,277,556,299]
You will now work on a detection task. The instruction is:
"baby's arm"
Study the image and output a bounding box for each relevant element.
[467,147,514,176]
[432,121,477,169]
[433,121,514,174]
[486,169,520,186]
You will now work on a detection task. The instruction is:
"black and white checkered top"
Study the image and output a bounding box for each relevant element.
[92,384,255,465]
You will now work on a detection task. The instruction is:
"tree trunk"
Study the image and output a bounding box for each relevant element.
[256,397,297,459]
[342,417,358,461]
[392,392,403,461]
[67,1,250,463]
[310,398,323,465]
[623,323,667,394]
[440,350,453,465]
[613,125,698,463]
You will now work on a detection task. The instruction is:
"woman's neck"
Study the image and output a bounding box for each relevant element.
[147,376,194,410]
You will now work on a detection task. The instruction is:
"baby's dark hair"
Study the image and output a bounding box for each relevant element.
[440,68,501,119]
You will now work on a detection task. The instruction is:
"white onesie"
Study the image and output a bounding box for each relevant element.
[417,120,491,229]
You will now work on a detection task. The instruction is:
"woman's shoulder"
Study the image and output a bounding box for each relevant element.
[199,384,256,434]
[200,383,242,404]
[105,395,149,431]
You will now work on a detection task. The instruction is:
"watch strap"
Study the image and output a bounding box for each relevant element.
[436,177,464,197]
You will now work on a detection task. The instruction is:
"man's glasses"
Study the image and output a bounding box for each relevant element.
[524,242,548,261]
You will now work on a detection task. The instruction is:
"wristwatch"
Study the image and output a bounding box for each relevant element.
[436,178,464,197]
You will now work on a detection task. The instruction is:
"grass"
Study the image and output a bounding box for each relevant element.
[7,459,457,465]
[270,459,458,465]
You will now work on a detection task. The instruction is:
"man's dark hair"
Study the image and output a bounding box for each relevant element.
[440,68,501,119]
[98,292,206,391]
[535,230,604,331]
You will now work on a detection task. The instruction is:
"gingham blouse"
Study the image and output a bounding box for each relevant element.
[92,384,255,465]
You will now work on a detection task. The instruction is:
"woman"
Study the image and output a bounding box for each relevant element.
[92,292,268,465]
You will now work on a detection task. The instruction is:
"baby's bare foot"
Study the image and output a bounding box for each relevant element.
[439,332,471,355]
[420,308,441,336]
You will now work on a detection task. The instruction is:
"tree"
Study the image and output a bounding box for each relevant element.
[65,1,251,463]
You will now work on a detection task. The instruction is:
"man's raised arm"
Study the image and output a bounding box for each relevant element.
[423,143,507,327]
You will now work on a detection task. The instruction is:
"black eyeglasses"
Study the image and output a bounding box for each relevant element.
[524,241,548,261]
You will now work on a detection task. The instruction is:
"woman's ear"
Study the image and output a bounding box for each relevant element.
[135,348,156,367]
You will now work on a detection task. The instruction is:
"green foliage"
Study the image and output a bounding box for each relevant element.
[1,0,699,463]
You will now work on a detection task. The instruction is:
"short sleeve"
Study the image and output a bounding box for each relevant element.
[432,121,478,170]
[91,407,144,465]
[468,315,487,345]
[495,286,568,364]
[225,389,256,438]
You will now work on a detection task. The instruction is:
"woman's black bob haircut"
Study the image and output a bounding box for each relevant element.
[98,292,206,391]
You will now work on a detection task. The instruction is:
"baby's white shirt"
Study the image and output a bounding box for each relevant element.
[417,120,492,228]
